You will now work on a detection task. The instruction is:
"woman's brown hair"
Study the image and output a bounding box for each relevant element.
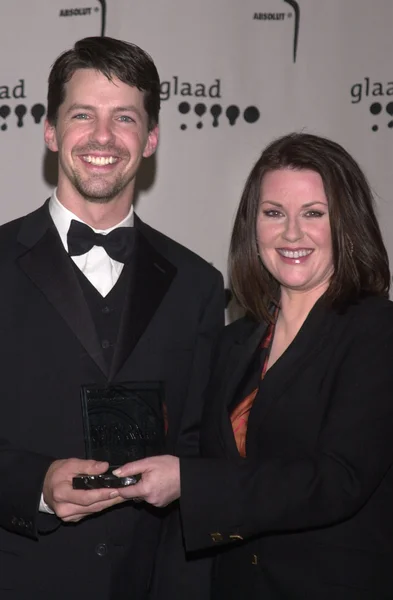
[229,132,390,322]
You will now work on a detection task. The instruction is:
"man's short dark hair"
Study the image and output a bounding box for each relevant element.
[229,132,390,322]
[47,36,160,130]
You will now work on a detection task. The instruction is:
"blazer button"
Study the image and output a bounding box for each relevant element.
[101,339,110,349]
[210,532,223,543]
[95,543,108,557]
[11,516,18,526]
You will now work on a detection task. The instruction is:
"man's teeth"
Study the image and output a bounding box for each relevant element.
[279,249,312,258]
[83,156,116,165]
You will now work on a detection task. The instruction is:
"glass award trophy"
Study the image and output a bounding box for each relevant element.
[72,381,166,489]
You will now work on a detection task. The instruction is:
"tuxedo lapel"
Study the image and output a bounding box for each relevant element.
[109,228,177,380]
[17,204,108,376]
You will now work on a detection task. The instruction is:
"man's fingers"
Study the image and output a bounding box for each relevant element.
[58,495,125,521]
[54,485,120,508]
[67,458,109,477]
[112,458,152,478]
[117,481,146,500]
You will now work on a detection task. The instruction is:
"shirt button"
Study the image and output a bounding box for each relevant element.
[102,306,111,314]
[101,339,110,349]
[95,543,108,557]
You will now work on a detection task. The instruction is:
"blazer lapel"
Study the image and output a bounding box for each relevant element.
[247,298,333,439]
[17,204,108,376]
[216,320,267,457]
[109,228,177,380]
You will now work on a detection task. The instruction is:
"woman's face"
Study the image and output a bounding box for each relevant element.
[257,168,334,298]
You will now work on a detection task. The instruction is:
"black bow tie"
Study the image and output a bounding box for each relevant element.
[67,219,136,263]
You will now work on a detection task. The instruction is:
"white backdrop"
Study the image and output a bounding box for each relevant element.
[1,0,393,289]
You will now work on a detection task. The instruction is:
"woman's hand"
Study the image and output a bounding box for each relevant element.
[112,455,180,507]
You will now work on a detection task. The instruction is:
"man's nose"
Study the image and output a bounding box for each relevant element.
[90,117,115,145]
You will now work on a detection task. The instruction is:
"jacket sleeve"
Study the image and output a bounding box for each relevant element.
[0,441,59,539]
[148,269,225,600]
[174,269,225,457]
[179,307,393,552]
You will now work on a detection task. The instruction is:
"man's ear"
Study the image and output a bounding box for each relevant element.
[44,119,59,152]
[143,125,159,158]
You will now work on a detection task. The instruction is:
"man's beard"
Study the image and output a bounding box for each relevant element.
[71,170,132,204]
[68,144,133,203]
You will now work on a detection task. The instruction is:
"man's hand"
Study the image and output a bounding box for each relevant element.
[113,456,180,507]
[43,458,124,522]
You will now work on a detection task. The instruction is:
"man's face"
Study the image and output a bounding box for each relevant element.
[44,68,158,204]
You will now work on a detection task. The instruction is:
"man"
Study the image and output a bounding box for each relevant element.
[0,37,224,599]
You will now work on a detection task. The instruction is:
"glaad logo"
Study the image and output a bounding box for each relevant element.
[350,77,393,132]
[59,0,106,35]
[160,76,260,130]
[253,0,300,62]
[0,79,45,132]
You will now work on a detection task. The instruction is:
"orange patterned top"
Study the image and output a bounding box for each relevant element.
[230,317,276,457]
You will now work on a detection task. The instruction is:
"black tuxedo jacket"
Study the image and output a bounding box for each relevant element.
[0,201,224,600]
[180,295,393,599]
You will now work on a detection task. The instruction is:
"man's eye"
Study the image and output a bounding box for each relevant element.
[118,115,134,123]
[73,114,89,120]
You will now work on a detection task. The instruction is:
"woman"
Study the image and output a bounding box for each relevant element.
[115,133,393,599]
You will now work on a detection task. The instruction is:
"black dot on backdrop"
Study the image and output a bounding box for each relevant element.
[388,102,393,128]
[31,103,46,124]
[243,106,260,123]
[195,103,207,129]
[194,103,206,117]
[226,105,240,125]
[178,101,191,130]
[370,102,382,132]
[370,102,382,115]
[178,102,191,114]
[210,104,222,127]
[0,105,11,131]
[15,104,27,127]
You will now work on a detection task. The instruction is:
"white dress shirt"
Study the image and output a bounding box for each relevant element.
[49,190,134,296]
[40,190,134,513]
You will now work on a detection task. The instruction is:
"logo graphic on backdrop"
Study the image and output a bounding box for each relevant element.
[1,1,107,133]
[59,0,107,35]
[283,0,300,62]
[253,0,300,62]
[0,80,46,132]
[350,77,393,132]
[160,76,260,131]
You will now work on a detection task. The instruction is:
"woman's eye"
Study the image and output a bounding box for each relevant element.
[263,210,283,218]
[305,210,324,218]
